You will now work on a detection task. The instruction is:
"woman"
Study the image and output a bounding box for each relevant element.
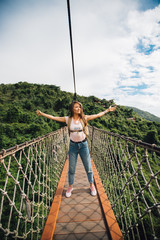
[36,101,116,198]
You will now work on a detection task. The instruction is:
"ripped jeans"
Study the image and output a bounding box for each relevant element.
[68,140,93,185]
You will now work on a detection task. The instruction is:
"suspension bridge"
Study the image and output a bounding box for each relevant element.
[0,126,160,240]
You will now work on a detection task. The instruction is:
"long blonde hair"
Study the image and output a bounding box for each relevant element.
[69,101,87,125]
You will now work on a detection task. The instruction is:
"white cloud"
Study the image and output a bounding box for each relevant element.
[0,0,160,117]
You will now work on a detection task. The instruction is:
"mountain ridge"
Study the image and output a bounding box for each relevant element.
[126,106,160,122]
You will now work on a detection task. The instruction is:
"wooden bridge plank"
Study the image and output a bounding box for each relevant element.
[56,210,102,223]
[53,231,110,240]
[57,200,102,223]
[61,194,98,205]
[58,202,100,213]
[54,220,106,234]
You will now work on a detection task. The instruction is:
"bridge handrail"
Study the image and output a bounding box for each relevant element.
[0,128,66,158]
[89,126,160,153]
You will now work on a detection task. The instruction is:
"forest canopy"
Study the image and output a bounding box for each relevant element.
[0,82,160,151]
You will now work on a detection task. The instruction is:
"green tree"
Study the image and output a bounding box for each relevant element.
[6,106,19,123]
[144,130,159,144]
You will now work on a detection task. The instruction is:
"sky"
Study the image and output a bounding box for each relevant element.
[0,0,160,117]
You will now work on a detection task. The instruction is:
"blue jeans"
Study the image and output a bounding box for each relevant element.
[68,140,93,185]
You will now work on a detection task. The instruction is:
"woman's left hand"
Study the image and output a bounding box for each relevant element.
[108,105,117,112]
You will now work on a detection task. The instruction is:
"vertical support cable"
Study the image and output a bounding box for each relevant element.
[66,0,77,100]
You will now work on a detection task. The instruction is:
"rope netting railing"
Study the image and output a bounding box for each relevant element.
[0,127,69,240]
[88,126,160,240]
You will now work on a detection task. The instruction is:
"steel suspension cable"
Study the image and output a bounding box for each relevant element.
[66,0,77,100]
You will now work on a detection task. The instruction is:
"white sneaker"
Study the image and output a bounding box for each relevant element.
[66,187,73,198]
[90,185,97,196]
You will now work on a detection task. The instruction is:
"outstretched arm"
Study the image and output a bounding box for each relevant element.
[86,106,117,121]
[36,110,66,123]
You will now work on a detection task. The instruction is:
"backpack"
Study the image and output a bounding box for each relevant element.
[67,117,89,137]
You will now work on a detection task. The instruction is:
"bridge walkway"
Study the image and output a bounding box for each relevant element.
[41,155,123,240]
[53,156,111,240]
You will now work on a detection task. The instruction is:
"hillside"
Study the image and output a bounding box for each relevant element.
[126,106,160,122]
[0,82,160,151]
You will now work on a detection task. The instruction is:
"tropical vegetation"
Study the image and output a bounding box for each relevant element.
[0,82,160,152]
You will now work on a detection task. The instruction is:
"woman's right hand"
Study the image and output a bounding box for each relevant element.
[36,109,42,116]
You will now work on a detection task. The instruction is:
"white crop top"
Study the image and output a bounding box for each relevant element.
[65,116,86,142]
